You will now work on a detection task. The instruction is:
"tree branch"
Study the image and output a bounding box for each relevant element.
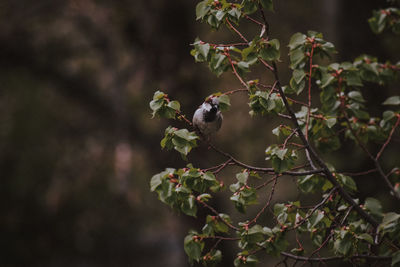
[208,143,324,176]
[376,114,400,160]
[270,63,379,227]
[280,252,391,263]
[248,175,279,226]
[196,198,239,231]
[293,186,338,229]
[344,116,400,200]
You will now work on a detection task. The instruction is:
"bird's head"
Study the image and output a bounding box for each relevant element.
[205,96,220,112]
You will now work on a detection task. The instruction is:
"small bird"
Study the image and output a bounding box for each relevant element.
[192,97,223,138]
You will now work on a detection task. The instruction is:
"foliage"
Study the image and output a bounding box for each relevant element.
[151,1,400,266]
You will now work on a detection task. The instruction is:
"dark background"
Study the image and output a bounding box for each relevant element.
[1,0,399,266]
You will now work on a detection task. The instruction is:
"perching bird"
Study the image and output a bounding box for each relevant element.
[192,97,223,138]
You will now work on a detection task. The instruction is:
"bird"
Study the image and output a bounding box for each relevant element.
[192,97,223,138]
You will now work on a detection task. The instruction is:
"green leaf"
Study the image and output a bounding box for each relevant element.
[249,90,279,116]
[333,233,353,256]
[274,203,287,216]
[196,0,210,20]
[228,8,242,20]
[149,99,164,112]
[234,254,258,267]
[289,77,305,95]
[150,173,163,191]
[260,39,280,61]
[237,61,250,71]
[161,127,198,157]
[364,197,383,217]
[273,236,289,253]
[350,107,370,120]
[289,47,305,69]
[159,107,177,119]
[368,11,387,34]
[210,53,227,71]
[266,145,296,173]
[202,172,216,181]
[153,90,165,100]
[326,117,337,128]
[215,10,226,21]
[308,210,324,228]
[230,185,257,213]
[207,12,221,29]
[247,224,266,236]
[348,91,366,103]
[271,157,287,173]
[392,251,400,267]
[379,212,400,233]
[260,0,274,11]
[203,249,222,265]
[383,110,395,122]
[150,91,179,119]
[320,72,335,89]
[340,62,355,70]
[198,43,210,59]
[242,0,258,14]
[290,247,305,256]
[320,41,336,55]
[236,171,249,184]
[288,32,306,50]
[345,71,363,87]
[197,193,211,202]
[298,175,325,193]
[293,69,306,84]
[184,233,204,263]
[174,129,190,140]
[168,100,180,111]
[275,148,287,160]
[181,195,197,217]
[272,126,280,136]
[356,233,373,244]
[329,63,340,71]
[383,96,400,106]
[337,174,357,192]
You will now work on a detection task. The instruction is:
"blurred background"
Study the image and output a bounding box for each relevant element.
[1,0,399,266]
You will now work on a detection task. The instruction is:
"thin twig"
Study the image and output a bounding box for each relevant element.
[202,159,232,173]
[300,232,334,267]
[223,88,249,95]
[225,17,249,43]
[210,42,249,47]
[226,52,248,88]
[280,252,391,263]
[339,168,377,177]
[208,142,324,176]
[376,114,400,160]
[196,198,239,231]
[283,129,298,149]
[344,115,400,200]
[286,96,309,107]
[260,58,274,71]
[255,176,277,190]
[248,175,279,226]
[305,41,316,141]
[213,159,233,174]
[176,111,192,126]
[201,236,240,241]
[293,186,338,230]
[244,14,264,26]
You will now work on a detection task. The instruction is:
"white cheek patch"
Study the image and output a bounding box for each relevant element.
[202,102,212,111]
